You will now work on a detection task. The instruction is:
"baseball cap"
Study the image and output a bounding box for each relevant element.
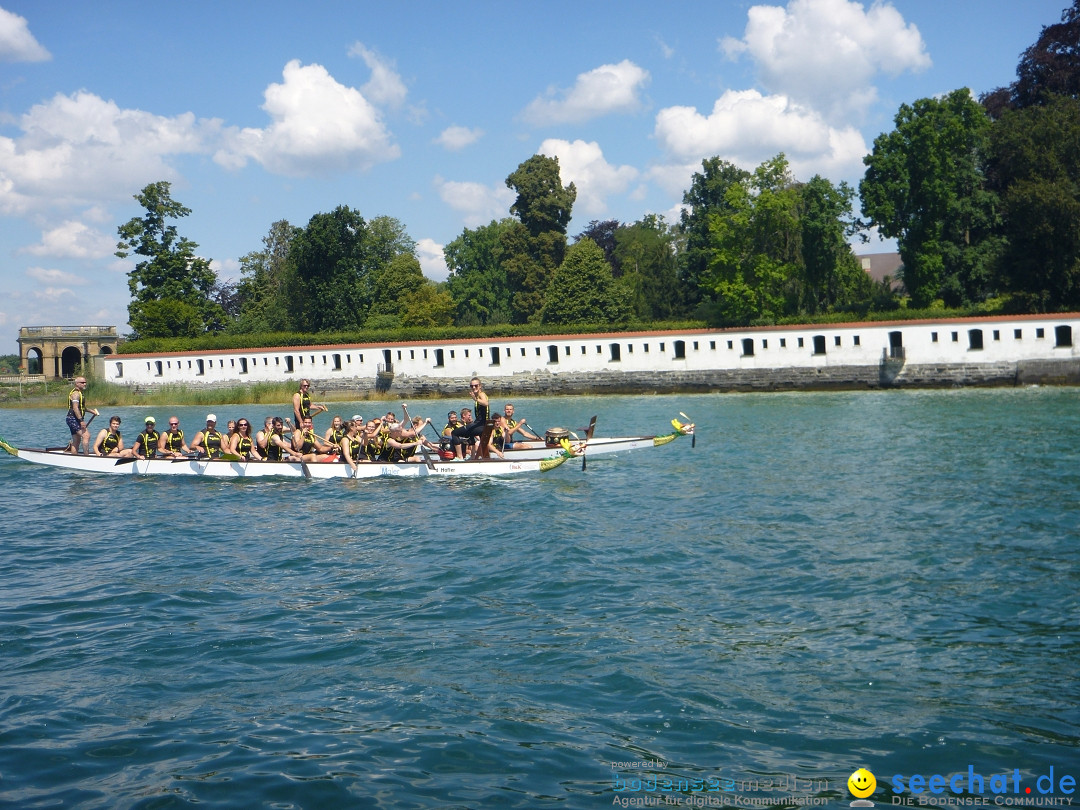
[206,414,217,422]
[145,416,156,423]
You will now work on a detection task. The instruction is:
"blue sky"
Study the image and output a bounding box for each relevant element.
[0,0,1068,352]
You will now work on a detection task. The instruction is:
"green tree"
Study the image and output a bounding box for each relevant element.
[703,155,803,325]
[576,219,622,273]
[540,238,630,325]
[368,253,426,321]
[860,89,1002,307]
[798,176,878,313]
[400,284,456,327]
[502,155,577,322]
[444,218,516,325]
[128,298,204,339]
[612,214,680,320]
[116,181,223,338]
[233,219,298,333]
[678,157,752,312]
[986,93,1080,309]
[282,205,372,332]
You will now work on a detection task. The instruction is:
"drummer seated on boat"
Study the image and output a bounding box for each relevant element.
[132,416,160,459]
[292,416,337,462]
[158,416,191,458]
[190,414,228,458]
[93,416,133,458]
[502,403,540,447]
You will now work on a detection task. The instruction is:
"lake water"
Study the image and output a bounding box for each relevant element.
[0,389,1077,809]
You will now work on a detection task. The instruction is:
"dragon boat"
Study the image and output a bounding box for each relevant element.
[490,416,696,462]
[0,438,576,479]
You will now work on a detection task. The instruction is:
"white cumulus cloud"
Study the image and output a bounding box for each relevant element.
[537,139,638,217]
[720,0,930,120]
[434,175,515,228]
[523,60,650,125]
[348,42,408,108]
[26,266,89,286]
[0,6,50,62]
[23,220,114,259]
[434,126,484,151]
[417,237,448,281]
[215,60,400,176]
[0,91,216,215]
[653,89,867,180]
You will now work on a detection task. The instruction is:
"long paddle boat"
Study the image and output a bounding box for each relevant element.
[495,416,696,462]
[0,437,578,479]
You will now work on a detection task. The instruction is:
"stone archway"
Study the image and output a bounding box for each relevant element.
[61,346,83,378]
[26,347,43,375]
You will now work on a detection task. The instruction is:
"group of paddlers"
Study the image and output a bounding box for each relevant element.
[68,377,546,468]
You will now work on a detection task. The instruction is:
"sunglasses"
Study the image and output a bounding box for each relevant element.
[169,423,179,427]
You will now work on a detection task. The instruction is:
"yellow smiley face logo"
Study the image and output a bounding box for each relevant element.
[848,768,876,798]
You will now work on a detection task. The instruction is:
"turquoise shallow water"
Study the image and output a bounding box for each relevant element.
[0,389,1077,809]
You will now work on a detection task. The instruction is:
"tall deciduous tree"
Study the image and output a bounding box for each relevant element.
[678,157,752,313]
[502,155,577,322]
[860,89,1002,307]
[116,181,223,338]
[702,155,803,325]
[540,238,630,326]
[233,219,298,333]
[613,214,680,320]
[282,205,372,332]
[444,218,516,325]
[986,94,1080,309]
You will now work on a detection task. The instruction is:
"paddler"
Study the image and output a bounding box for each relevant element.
[65,376,99,455]
[132,416,160,459]
[92,415,132,458]
[292,379,328,427]
[502,402,541,447]
[158,416,191,458]
[190,414,227,458]
[292,416,337,462]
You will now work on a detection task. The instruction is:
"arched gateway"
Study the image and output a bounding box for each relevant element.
[17,326,119,380]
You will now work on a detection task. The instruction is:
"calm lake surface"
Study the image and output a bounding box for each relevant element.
[0,389,1077,809]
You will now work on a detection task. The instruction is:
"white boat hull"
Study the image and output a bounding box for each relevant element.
[9,448,569,478]
[499,433,681,461]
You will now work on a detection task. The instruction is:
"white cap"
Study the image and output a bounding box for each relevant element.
[352,414,363,421]
[206,413,217,422]
[145,416,156,423]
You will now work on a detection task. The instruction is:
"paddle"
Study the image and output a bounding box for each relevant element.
[679,411,696,448]
[401,403,436,471]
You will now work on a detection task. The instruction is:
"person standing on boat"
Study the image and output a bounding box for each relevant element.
[92,416,132,458]
[451,378,490,458]
[190,414,227,458]
[292,380,327,427]
[230,418,262,460]
[65,376,99,455]
[132,417,160,459]
[158,416,190,458]
[502,403,541,447]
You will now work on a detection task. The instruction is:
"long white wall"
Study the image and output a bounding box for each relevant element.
[101,314,1080,387]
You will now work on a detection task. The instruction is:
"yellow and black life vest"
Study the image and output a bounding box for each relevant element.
[100,430,120,455]
[163,428,185,452]
[265,431,284,461]
[135,429,158,457]
[236,436,252,456]
[67,387,84,418]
